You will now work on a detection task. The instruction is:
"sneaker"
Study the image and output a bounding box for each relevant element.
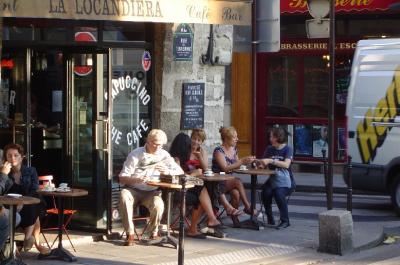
[124,234,135,246]
[275,221,290,230]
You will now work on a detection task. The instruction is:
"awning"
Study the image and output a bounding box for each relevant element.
[0,0,251,25]
[282,0,399,14]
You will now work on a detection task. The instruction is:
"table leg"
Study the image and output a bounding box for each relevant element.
[239,174,260,230]
[38,198,76,262]
[0,206,27,265]
[155,191,177,248]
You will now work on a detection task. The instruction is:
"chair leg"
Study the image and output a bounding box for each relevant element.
[63,227,76,252]
[40,231,52,249]
[257,191,265,224]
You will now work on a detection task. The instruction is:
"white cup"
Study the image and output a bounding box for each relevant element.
[240,165,247,170]
[59,183,68,188]
[204,170,213,176]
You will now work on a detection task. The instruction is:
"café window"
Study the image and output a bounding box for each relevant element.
[267,56,298,117]
[111,48,152,176]
[303,56,329,117]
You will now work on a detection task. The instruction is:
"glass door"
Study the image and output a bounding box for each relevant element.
[0,48,29,156]
[66,50,111,230]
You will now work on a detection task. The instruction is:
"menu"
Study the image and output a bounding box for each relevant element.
[181,83,204,129]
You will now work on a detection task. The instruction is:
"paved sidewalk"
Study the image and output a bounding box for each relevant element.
[16,172,400,265]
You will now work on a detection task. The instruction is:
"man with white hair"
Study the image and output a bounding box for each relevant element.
[119,129,183,246]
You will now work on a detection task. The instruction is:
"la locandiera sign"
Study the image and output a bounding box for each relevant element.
[0,0,251,25]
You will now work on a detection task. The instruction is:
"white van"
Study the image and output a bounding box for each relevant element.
[346,38,400,215]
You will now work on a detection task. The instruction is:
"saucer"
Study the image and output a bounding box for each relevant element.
[6,193,22,198]
[204,173,214,177]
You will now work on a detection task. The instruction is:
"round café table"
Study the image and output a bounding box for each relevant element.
[147,178,194,265]
[198,173,235,181]
[37,188,88,262]
[0,195,40,265]
[233,168,275,230]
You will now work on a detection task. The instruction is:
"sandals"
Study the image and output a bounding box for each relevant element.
[36,244,51,255]
[226,208,243,216]
[244,208,259,217]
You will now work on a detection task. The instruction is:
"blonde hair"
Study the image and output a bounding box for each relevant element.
[191,128,206,142]
[147,129,168,145]
[219,126,237,142]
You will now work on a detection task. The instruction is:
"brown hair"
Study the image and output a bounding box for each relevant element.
[191,128,206,142]
[3,143,25,161]
[219,126,237,142]
[270,127,287,144]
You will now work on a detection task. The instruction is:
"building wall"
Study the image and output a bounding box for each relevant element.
[160,23,233,154]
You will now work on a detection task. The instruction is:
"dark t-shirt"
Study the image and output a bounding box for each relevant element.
[262,145,293,188]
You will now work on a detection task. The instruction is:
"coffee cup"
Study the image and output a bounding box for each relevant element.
[240,165,247,170]
[59,183,68,188]
[204,170,213,176]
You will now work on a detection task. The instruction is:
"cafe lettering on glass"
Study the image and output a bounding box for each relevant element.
[181,83,204,130]
[109,74,150,146]
[173,24,193,61]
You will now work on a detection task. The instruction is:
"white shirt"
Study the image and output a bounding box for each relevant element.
[119,146,184,191]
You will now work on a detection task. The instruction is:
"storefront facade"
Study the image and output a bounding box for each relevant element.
[0,0,251,231]
[255,0,400,161]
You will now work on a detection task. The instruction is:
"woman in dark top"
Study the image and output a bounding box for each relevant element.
[170,133,221,238]
[258,127,294,230]
[0,143,49,254]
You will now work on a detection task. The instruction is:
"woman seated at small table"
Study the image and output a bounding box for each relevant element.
[169,132,221,239]
[257,126,294,230]
[0,143,49,254]
[212,126,255,226]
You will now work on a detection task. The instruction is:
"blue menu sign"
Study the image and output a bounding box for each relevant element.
[181,83,204,129]
[173,24,193,61]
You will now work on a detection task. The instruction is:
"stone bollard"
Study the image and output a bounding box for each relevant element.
[318,210,353,255]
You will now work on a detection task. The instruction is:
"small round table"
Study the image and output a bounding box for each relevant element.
[37,188,88,262]
[147,179,194,265]
[198,173,235,182]
[233,169,275,230]
[0,195,40,265]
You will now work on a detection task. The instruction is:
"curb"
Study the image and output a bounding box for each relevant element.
[243,183,385,195]
[353,226,384,252]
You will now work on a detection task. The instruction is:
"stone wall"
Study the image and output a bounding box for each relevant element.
[160,23,233,156]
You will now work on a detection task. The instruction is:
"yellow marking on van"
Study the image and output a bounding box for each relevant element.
[356,66,400,164]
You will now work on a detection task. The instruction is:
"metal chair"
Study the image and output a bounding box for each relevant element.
[38,175,77,251]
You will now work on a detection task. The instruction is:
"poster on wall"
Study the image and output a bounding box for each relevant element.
[312,125,328,158]
[337,127,346,160]
[181,83,204,130]
[294,124,313,156]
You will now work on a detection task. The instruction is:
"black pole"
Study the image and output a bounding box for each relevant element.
[251,0,257,156]
[347,156,353,212]
[327,0,336,210]
[322,149,329,210]
[178,176,187,265]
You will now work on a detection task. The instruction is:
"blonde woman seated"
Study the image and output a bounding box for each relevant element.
[212,127,255,227]
[170,132,222,239]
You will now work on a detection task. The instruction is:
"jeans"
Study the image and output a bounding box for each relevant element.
[0,209,21,252]
[261,184,290,223]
